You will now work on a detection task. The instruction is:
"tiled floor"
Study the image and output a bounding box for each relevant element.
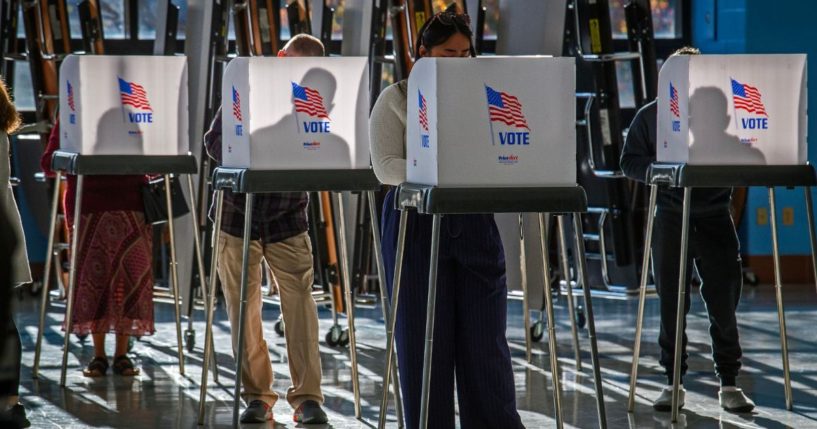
[10,282,817,428]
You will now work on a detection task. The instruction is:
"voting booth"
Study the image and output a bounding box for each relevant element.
[657,54,807,165]
[406,56,576,187]
[221,56,370,170]
[59,55,189,155]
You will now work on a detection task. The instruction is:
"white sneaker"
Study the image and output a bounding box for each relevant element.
[653,385,685,412]
[719,388,755,413]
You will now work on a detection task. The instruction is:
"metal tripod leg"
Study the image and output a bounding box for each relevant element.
[378,210,408,429]
[572,213,608,428]
[520,214,532,363]
[540,214,563,429]
[186,175,218,383]
[366,191,404,428]
[670,188,692,423]
[232,193,254,427]
[556,216,581,371]
[165,174,185,375]
[34,171,62,378]
[198,190,224,425]
[419,215,442,429]
[769,187,793,411]
[187,174,218,383]
[60,174,83,387]
[805,187,817,297]
[627,184,657,412]
[335,192,362,418]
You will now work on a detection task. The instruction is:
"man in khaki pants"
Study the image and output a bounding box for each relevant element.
[204,34,327,425]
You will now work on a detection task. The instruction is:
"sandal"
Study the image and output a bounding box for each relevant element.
[112,355,140,376]
[82,356,109,377]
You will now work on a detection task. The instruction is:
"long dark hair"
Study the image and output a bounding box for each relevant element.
[414,11,476,59]
[0,77,20,134]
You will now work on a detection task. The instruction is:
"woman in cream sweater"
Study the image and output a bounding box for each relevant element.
[370,11,524,429]
[0,77,31,428]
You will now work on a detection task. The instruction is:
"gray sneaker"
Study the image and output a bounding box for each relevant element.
[240,400,273,423]
[293,400,328,424]
[719,388,755,413]
[653,386,685,412]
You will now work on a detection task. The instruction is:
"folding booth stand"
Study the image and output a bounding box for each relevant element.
[378,184,608,429]
[628,163,817,422]
[197,167,380,427]
[35,151,203,387]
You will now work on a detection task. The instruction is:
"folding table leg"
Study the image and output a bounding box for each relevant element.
[768,187,793,410]
[334,192,362,418]
[804,187,817,297]
[571,213,608,429]
[198,190,224,425]
[540,214,563,429]
[165,174,185,375]
[519,214,532,363]
[33,171,62,378]
[670,187,692,423]
[419,214,442,429]
[233,194,254,427]
[628,184,658,412]
[556,216,581,371]
[378,210,408,429]
[60,174,84,387]
[186,174,218,383]
[366,191,404,428]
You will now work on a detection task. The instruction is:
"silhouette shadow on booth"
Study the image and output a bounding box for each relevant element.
[689,86,766,165]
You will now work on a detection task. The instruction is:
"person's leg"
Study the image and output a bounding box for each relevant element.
[381,191,456,429]
[450,215,523,429]
[263,232,323,409]
[652,209,694,386]
[112,334,139,376]
[692,211,743,386]
[0,316,22,407]
[216,232,278,406]
[92,333,106,358]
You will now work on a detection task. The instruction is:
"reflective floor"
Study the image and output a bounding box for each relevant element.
[11,282,817,428]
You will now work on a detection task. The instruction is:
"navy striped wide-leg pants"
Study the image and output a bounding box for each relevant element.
[381,189,524,429]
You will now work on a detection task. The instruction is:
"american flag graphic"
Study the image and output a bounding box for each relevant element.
[669,82,680,118]
[291,82,330,120]
[66,81,76,112]
[418,90,429,132]
[118,77,152,111]
[485,85,529,130]
[232,86,242,121]
[731,78,768,116]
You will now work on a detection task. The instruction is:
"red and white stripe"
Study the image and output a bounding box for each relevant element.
[489,92,529,130]
[294,87,330,119]
[121,82,152,111]
[734,83,767,116]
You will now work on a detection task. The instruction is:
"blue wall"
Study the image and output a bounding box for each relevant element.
[692,0,817,255]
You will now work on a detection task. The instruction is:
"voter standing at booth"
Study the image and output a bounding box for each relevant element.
[203,34,328,425]
[41,119,153,378]
[370,12,525,429]
[620,47,755,413]
[0,77,31,428]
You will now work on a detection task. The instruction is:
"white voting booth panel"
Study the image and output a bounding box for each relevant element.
[407,57,576,187]
[221,57,370,170]
[657,54,807,165]
[59,55,188,155]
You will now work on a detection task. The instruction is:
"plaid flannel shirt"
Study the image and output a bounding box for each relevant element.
[204,107,309,243]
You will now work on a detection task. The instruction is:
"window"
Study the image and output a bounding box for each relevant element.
[228,4,291,43]
[325,0,344,40]
[609,0,681,39]
[67,0,126,40]
[138,0,190,40]
[12,65,35,111]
